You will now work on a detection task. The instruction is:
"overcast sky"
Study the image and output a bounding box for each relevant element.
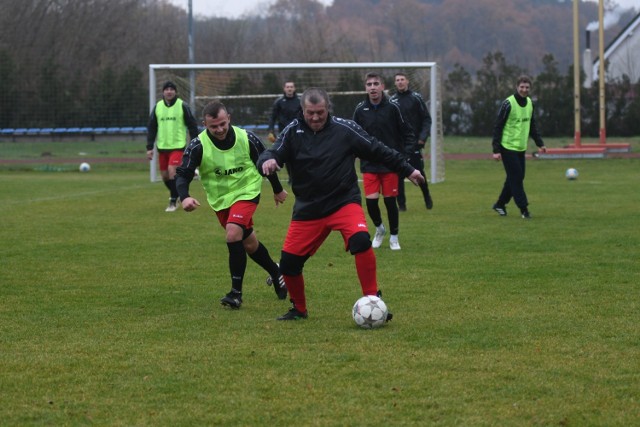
[167,0,638,19]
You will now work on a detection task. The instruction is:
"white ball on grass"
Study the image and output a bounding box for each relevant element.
[565,168,578,180]
[352,295,388,329]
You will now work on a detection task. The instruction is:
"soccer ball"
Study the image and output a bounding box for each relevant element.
[565,168,578,180]
[79,162,91,172]
[352,295,388,329]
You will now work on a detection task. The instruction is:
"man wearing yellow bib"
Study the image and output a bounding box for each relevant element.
[146,81,199,212]
[491,75,546,219]
[175,101,288,309]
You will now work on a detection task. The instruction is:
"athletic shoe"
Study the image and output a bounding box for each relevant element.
[521,210,531,219]
[389,236,401,251]
[425,193,433,210]
[492,203,507,216]
[376,290,393,321]
[372,224,386,249]
[277,305,308,320]
[165,201,178,212]
[266,264,287,300]
[220,290,242,309]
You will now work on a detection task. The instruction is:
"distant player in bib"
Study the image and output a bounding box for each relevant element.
[146,81,199,212]
[175,101,288,309]
[491,75,546,219]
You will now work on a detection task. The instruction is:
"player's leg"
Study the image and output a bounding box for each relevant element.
[396,173,406,211]
[381,173,400,250]
[277,219,328,320]
[363,173,386,248]
[165,150,182,211]
[242,225,287,300]
[494,150,515,215]
[333,204,379,297]
[334,203,392,321]
[410,151,433,209]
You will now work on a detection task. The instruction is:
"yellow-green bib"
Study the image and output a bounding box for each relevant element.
[198,127,262,211]
[155,98,187,150]
[501,95,533,152]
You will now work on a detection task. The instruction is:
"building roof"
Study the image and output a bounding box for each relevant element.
[592,11,640,82]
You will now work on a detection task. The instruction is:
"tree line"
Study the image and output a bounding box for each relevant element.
[0,0,637,136]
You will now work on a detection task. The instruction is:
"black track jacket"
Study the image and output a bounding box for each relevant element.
[353,95,415,174]
[257,114,416,221]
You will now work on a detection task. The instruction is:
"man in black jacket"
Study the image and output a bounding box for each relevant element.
[353,72,415,251]
[390,72,433,211]
[258,87,424,321]
[267,81,300,185]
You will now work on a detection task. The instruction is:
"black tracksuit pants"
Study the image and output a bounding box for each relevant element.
[497,148,528,211]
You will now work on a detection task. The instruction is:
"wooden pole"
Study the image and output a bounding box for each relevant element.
[598,0,607,144]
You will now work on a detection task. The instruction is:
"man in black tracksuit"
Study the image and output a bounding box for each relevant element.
[390,72,433,211]
[267,81,301,184]
[353,72,415,251]
[257,87,424,321]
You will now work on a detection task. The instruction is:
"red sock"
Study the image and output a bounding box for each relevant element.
[283,274,306,313]
[355,248,378,296]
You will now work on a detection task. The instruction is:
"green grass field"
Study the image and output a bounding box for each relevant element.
[1,138,639,425]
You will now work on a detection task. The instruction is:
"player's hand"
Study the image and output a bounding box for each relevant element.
[181,196,200,212]
[408,170,425,186]
[261,159,281,175]
[492,153,502,161]
[538,146,547,153]
[418,140,426,147]
[267,132,276,143]
[146,149,154,160]
[274,189,288,206]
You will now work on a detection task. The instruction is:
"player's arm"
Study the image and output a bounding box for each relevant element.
[267,99,280,141]
[417,96,432,144]
[492,100,511,154]
[182,104,200,140]
[396,106,416,156]
[529,105,545,151]
[248,131,284,196]
[350,119,418,180]
[146,108,158,158]
[257,126,290,176]
[176,138,203,211]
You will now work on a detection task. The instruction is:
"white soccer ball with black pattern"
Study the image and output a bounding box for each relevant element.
[565,168,578,180]
[79,162,91,172]
[352,295,388,329]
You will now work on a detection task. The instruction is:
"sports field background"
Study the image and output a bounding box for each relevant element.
[0,136,638,425]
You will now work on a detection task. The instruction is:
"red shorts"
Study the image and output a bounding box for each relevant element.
[158,150,184,171]
[363,172,399,197]
[215,200,257,230]
[283,203,369,256]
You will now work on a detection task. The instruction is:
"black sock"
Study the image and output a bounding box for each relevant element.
[227,241,246,293]
[167,179,178,201]
[383,197,399,235]
[248,242,279,278]
[365,198,382,227]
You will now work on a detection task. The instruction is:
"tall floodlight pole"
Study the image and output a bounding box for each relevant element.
[573,0,581,146]
[597,0,606,144]
[188,0,196,112]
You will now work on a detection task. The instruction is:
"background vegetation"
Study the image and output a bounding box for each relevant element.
[1,140,638,425]
[0,0,638,136]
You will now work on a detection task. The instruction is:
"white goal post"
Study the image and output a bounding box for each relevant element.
[148,62,445,184]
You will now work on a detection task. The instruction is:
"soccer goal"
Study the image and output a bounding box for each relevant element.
[148,62,445,184]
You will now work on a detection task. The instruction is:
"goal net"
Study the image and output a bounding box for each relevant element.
[148,62,444,184]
